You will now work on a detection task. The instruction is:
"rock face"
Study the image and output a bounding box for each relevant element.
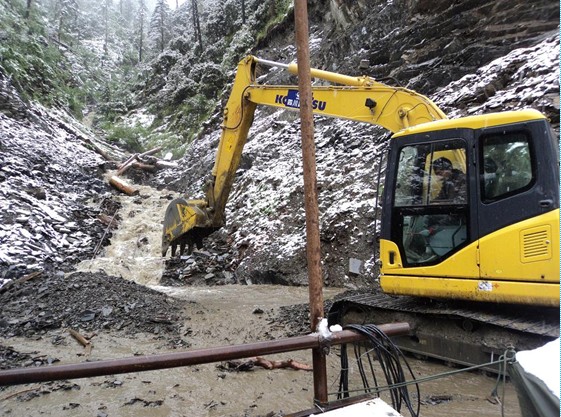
[310,0,558,94]
[0,69,29,120]
[160,0,559,288]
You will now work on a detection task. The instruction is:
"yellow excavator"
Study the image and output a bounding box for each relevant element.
[162,55,559,366]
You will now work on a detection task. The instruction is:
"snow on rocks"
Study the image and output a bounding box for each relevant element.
[434,34,560,121]
[0,77,116,282]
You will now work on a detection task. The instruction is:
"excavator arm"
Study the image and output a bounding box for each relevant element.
[162,55,447,256]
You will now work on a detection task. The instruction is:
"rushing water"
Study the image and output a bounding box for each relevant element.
[0,184,522,416]
[75,182,168,286]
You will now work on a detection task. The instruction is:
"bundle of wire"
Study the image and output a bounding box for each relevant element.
[337,323,420,416]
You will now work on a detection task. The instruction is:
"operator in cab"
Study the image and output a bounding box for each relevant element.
[432,157,466,203]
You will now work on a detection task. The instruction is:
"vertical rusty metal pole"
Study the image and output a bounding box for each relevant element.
[293,0,328,406]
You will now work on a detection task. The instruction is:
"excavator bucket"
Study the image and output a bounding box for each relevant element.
[161,197,218,257]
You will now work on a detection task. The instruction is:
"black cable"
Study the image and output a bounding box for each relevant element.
[337,343,349,399]
[337,323,420,417]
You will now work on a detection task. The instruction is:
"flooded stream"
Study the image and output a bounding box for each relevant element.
[1,185,522,416]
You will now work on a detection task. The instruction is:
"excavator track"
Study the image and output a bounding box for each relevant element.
[328,292,559,373]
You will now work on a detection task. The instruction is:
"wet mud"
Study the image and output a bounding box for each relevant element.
[0,182,522,417]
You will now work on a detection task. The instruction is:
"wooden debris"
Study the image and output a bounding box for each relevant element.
[139,146,162,158]
[116,154,138,176]
[69,328,93,355]
[0,270,43,294]
[108,176,139,196]
[98,213,119,228]
[112,147,176,178]
[155,160,178,169]
[227,356,313,372]
[106,147,176,196]
[131,161,157,172]
[0,386,41,401]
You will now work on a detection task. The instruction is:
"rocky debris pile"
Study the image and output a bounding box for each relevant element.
[161,247,237,286]
[159,110,385,288]
[0,271,187,339]
[0,68,127,282]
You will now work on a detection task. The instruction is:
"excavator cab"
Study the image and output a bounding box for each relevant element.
[379,110,560,306]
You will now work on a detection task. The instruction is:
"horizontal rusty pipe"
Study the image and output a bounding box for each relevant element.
[0,323,409,386]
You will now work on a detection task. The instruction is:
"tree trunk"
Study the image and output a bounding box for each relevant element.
[24,0,32,19]
[138,0,145,62]
[191,0,203,52]
[108,176,139,196]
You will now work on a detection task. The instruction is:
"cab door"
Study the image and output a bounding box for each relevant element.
[476,120,560,284]
[383,129,479,276]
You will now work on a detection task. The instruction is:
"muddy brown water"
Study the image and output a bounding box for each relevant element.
[0,284,522,417]
[1,185,522,416]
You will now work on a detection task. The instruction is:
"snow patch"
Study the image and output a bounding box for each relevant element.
[516,338,560,399]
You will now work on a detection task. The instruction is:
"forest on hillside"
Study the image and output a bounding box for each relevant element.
[1,0,292,155]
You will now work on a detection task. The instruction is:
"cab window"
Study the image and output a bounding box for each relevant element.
[480,132,533,201]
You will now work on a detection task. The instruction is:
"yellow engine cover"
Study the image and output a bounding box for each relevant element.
[380,211,560,307]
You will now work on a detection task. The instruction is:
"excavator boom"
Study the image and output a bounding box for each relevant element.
[162,55,447,256]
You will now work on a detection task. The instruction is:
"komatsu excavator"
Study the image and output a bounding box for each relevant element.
[162,55,559,368]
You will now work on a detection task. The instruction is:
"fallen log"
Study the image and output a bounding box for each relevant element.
[139,146,162,158]
[84,137,112,161]
[108,176,139,196]
[227,356,313,372]
[131,161,157,172]
[116,154,139,176]
[155,160,178,169]
[0,271,43,294]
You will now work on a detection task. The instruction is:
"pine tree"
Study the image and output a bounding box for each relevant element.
[136,0,148,62]
[53,0,79,43]
[149,0,172,54]
[191,0,202,53]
